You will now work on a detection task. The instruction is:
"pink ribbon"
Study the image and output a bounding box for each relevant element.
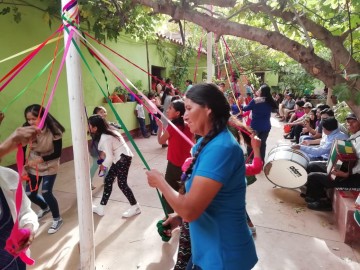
[38,29,74,129]
[5,145,35,265]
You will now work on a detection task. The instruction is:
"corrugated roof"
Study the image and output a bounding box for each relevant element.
[156,32,207,54]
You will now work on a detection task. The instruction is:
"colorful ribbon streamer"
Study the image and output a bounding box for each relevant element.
[5,145,35,266]
[38,30,75,129]
[75,28,195,147]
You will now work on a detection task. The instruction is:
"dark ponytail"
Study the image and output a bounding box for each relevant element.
[170,99,185,128]
[184,83,230,177]
[260,84,277,109]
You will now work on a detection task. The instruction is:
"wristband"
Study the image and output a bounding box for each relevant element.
[97,159,104,165]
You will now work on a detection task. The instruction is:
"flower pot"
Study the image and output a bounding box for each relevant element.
[118,94,126,103]
[111,94,123,103]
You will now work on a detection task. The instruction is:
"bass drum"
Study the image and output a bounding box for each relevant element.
[264,145,310,189]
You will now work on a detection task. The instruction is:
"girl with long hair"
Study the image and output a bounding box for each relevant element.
[88,115,140,218]
[23,104,65,234]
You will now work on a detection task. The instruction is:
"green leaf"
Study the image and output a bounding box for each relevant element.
[355,92,360,106]
[333,83,352,102]
[1,7,11,15]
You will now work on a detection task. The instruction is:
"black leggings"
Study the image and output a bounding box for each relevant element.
[100,154,137,206]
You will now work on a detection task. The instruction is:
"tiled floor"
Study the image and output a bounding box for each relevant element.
[27,116,360,270]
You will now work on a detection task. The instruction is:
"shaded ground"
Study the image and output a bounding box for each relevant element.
[27,115,360,270]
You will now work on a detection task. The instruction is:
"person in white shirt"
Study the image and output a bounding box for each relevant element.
[88,115,141,217]
[135,96,150,138]
[0,114,39,269]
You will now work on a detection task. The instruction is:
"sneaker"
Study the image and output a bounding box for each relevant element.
[92,204,105,216]
[122,203,141,218]
[37,206,51,219]
[247,220,256,235]
[48,218,63,234]
[249,225,256,235]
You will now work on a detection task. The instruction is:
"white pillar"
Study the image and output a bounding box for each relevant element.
[207,32,213,83]
[206,5,213,83]
[61,1,95,269]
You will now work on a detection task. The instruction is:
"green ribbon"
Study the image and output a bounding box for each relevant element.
[156,220,171,242]
[80,30,109,95]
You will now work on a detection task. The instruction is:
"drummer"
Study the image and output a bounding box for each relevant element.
[291,117,348,161]
[303,113,360,211]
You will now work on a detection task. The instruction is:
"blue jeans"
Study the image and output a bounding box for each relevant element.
[299,135,315,143]
[26,174,60,219]
[137,117,148,136]
[149,113,158,134]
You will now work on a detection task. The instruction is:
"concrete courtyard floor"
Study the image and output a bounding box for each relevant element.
[27,115,360,270]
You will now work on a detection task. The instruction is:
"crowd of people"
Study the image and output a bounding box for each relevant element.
[271,90,360,212]
[1,75,360,269]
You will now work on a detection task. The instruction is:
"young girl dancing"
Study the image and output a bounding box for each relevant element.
[88,115,140,218]
[23,104,65,234]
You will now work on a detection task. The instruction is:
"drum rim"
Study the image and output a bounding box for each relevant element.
[264,159,308,189]
[267,146,310,162]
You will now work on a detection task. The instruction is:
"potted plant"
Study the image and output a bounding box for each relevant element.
[128,80,143,101]
[112,86,127,103]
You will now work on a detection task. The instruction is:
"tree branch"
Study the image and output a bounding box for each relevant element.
[2,0,47,13]
[133,0,359,90]
[191,0,236,8]
[226,5,248,21]
[109,0,121,15]
[340,24,360,41]
[344,0,353,54]
[245,2,360,74]
[288,1,313,50]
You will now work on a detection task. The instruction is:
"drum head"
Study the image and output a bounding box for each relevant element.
[264,159,307,189]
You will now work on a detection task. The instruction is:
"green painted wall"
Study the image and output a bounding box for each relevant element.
[0,3,207,165]
[265,71,279,87]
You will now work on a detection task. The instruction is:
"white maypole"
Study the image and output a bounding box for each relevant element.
[61,1,95,269]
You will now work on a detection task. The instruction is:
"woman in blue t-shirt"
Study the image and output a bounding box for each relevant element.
[146,83,258,270]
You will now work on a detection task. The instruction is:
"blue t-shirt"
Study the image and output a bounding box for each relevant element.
[242,98,272,132]
[231,104,240,115]
[185,129,258,270]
